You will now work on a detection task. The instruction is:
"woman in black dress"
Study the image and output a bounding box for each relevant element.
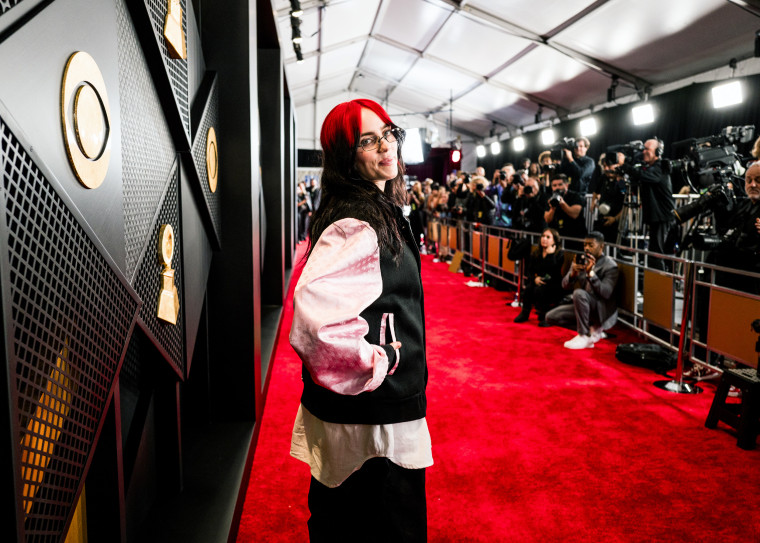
[514,228,565,326]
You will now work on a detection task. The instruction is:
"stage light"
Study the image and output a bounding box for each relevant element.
[712,80,742,109]
[512,137,525,152]
[291,23,302,44]
[490,141,501,155]
[451,149,461,163]
[476,145,486,158]
[405,128,424,164]
[541,129,555,145]
[579,117,597,136]
[294,43,304,63]
[632,104,654,125]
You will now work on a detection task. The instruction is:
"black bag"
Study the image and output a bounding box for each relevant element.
[615,343,676,374]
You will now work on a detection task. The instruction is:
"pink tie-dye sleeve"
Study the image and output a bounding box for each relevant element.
[289,218,394,395]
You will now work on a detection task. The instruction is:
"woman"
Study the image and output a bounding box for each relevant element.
[289,99,431,542]
[513,228,565,326]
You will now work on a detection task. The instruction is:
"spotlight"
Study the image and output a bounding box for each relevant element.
[294,43,304,64]
[607,76,619,102]
[451,149,461,163]
[291,15,302,44]
[632,104,654,125]
[541,129,555,145]
[512,137,525,152]
[712,80,742,109]
[490,141,501,155]
[535,105,543,125]
[579,117,597,137]
[476,145,486,158]
[290,0,303,18]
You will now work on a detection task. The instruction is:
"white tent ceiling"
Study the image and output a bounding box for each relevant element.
[273,0,760,150]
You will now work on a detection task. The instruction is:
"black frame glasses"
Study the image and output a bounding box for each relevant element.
[357,127,405,152]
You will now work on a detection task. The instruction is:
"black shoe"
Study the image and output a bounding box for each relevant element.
[513,312,529,323]
[538,320,552,328]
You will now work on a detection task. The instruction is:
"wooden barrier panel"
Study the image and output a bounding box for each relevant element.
[487,235,500,267]
[448,226,458,250]
[617,262,637,314]
[643,269,674,330]
[427,221,439,242]
[500,239,515,274]
[708,290,760,367]
[472,232,481,260]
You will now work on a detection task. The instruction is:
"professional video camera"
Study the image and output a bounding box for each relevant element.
[550,137,576,161]
[668,125,754,190]
[605,141,645,179]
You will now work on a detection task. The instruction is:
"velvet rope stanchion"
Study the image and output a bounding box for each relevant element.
[654,260,703,394]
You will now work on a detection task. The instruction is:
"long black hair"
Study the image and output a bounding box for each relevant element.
[307,99,407,262]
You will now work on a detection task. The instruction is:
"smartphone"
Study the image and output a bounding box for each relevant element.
[576,254,586,265]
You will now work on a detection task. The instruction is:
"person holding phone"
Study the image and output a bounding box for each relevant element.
[544,231,620,349]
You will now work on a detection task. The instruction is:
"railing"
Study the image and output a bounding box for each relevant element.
[426,216,760,372]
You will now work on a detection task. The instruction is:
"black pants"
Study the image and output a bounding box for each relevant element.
[647,220,673,271]
[520,283,561,318]
[307,457,427,542]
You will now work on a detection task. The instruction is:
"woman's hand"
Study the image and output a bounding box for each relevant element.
[534,276,545,286]
[389,341,402,350]
[545,244,556,255]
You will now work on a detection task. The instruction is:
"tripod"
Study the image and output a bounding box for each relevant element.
[616,178,642,248]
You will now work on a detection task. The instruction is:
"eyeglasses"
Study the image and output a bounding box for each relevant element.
[357,127,404,152]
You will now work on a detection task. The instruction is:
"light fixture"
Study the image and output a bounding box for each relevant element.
[451,149,462,163]
[632,103,654,125]
[579,117,597,137]
[535,105,543,125]
[607,76,619,102]
[512,137,525,152]
[290,0,303,18]
[541,129,555,146]
[405,128,424,165]
[476,145,486,158]
[712,80,742,109]
[291,17,302,44]
[490,141,501,155]
[294,43,304,63]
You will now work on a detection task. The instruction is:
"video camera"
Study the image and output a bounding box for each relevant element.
[550,137,576,161]
[605,141,645,179]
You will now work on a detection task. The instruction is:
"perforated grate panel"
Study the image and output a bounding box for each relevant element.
[191,77,221,244]
[144,0,190,140]
[1,117,139,542]
[117,0,178,280]
[132,165,185,374]
[0,0,23,16]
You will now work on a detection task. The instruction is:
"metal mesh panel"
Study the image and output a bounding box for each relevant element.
[117,0,178,280]
[144,0,190,140]
[132,166,185,374]
[0,0,23,16]
[1,118,139,542]
[191,78,221,244]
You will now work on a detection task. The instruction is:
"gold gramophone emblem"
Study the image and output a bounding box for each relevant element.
[157,224,180,324]
[206,126,218,192]
[164,0,187,60]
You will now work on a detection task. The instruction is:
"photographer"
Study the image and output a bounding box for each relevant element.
[590,152,626,243]
[465,176,496,225]
[640,139,676,271]
[544,174,587,246]
[450,173,471,219]
[487,164,516,227]
[545,231,619,349]
[512,177,547,233]
[513,228,565,325]
[558,137,595,196]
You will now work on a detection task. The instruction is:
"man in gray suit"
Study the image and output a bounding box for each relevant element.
[546,231,619,349]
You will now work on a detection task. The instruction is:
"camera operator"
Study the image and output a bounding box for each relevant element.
[544,173,587,247]
[449,172,471,220]
[465,176,496,225]
[559,137,595,196]
[640,139,676,271]
[512,177,547,233]
[590,152,626,243]
[545,231,619,349]
[487,164,516,227]
[710,162,760,292]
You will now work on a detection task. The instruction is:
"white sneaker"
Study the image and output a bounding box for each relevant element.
[564,334,595,350]
[589,327,606,343]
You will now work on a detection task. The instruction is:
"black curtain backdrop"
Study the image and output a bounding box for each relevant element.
[406,147,454,186]
[477,74,760,181]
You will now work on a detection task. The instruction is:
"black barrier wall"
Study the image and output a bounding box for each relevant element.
[0,1,296,541]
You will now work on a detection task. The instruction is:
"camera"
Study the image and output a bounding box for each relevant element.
[575,253,586,265]
[672,182,736,224]
[475,182,485,191]
[523,185,533,196]
[550,137,577,161]
[548,190,563,207]
[541,163,557,174]
[605,141,645,180]
[499,170,507,181]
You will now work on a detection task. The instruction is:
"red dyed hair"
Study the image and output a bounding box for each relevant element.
[320,98,396,153]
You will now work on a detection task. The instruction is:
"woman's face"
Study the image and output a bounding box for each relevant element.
[540,230,555,248]
[354,108,398,187]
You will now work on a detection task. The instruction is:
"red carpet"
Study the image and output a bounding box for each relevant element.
[237,248,760,542]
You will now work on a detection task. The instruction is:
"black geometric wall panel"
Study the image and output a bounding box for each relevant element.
[190,75,221,247]
[0,117,141,541]
[132,164,185,376]
[0,0,24,16]
[117,0,178,280]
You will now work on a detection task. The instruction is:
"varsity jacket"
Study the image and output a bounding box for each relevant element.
[289,207,427,425]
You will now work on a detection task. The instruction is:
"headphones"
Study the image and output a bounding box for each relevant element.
[653,137,664,158]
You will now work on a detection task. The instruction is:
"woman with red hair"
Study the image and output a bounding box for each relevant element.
[289,99,431,542]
